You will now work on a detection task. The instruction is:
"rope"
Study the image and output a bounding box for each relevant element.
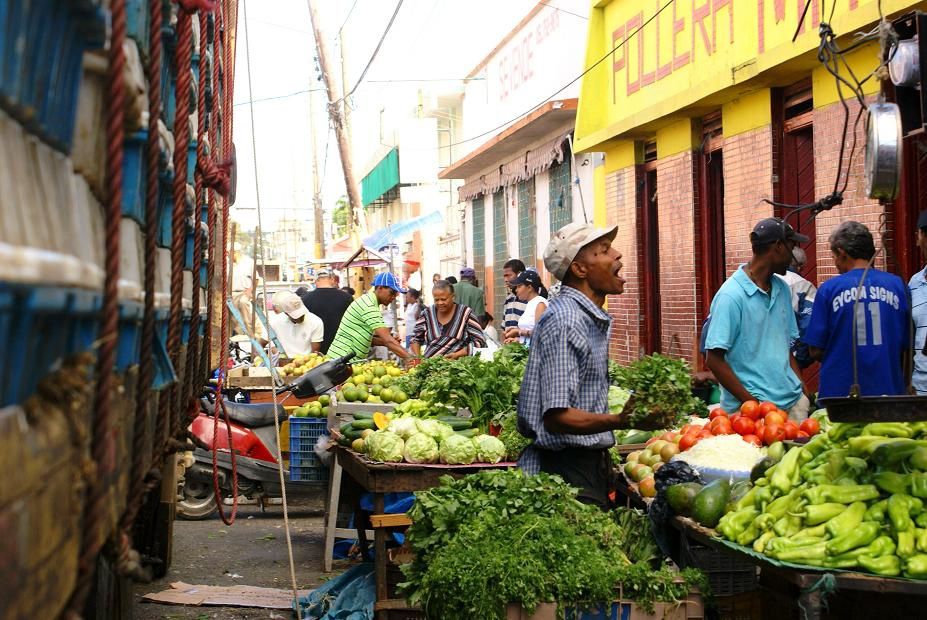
[210,0,240,527]
[65,0,127,615]
[242,0,300,607]
[168,3,195,447]
[116,0,166,581]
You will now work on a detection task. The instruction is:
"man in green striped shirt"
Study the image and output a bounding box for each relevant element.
[328,272,411,362]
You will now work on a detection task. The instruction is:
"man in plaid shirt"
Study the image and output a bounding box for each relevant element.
[517,223,644,508]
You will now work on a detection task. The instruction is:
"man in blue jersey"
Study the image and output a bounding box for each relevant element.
[805,221,910,398]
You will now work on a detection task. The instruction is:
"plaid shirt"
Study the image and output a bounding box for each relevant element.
[516,286,614,474]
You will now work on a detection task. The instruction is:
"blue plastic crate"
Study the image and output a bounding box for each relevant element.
[0,283,13,405]
[187,140,197,180]
[4,285,71,406]
[289,417,328,451]
[121,130,148,224]
[191,52,200,84]
[151,325,177,390]
[184,231,194,270]
[116,300,143,370]
[181,308,192,345]
[200,259,208,288]
[154,305,169,346]
[157,173,173,248]
[289,464,327,483]
[289,450,321,468]
[126,0,150,55]
[67,287,101,355]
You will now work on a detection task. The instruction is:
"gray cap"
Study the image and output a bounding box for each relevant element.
[544,222,619,281]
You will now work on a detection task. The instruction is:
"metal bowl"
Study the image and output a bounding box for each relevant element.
[865,102,902,200]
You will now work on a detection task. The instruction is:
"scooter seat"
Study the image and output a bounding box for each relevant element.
[202,399,287,427]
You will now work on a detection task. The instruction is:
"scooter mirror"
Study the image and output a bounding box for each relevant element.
[284,353,355,398]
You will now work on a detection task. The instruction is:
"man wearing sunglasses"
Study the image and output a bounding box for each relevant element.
[704,218,811,420]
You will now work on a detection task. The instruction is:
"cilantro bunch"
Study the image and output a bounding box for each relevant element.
[610,354,707,428]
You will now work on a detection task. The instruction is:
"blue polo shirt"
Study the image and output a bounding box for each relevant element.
[806,268,909,398]
[910,267,927,395]
[705,265,802,413]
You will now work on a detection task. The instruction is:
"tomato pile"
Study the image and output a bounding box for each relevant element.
[677,400,821,451]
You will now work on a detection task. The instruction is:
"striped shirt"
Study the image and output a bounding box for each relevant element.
[503,293,527,329]
[412,304,486,358]
[327,291,387,360]
[516,286,613,474]
[910,266,927,394]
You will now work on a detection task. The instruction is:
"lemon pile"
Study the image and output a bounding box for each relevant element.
[337,360,408,405]
[280,353,326,378]
[290,394,331,418]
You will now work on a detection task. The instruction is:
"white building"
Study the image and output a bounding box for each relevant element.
[438,1,597,321]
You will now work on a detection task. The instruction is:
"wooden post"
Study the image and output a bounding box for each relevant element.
[308,85,326,259]
[307,1,367,237]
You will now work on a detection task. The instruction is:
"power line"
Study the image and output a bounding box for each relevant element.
[538,2,587,20]
[407,0,676,153]
[233,88,326,107]
[339,0,361,34]
[342,0,404,101]
[366,77,485,83]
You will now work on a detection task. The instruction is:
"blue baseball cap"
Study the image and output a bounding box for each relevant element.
[372,271,407,293]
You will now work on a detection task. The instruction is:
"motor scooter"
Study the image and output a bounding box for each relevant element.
[178,354,354,519]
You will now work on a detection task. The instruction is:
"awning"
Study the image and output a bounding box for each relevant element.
[458,178,483,202]
[483,169,502,195]
[526,133,569,177]
[335,246,391,270]
[439,99,577,180]
[362,210,444,252]
[361,148,400,206]
[500,154,527,187]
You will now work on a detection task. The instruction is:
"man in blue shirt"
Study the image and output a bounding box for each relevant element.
[909,210,927,394]
[518,223,648,508]
[806,221,909,398]
[705,218,809,419]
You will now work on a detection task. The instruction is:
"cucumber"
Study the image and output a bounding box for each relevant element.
[351,418,376,430]
[440,417,473,430]
[343,428,364,440]
[620,431,654,445]
[352,411,375,420]
[454,428,480,438]
[337,435,352,447]
[340,422,355,435]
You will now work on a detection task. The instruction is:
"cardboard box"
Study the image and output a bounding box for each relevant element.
[505,591,704,620]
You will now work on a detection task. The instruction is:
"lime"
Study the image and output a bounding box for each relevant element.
[379,375,392,387]
[370,385,382,396]
[319,395,331,406]
[321,405,330,417]
[373,366,387,378]
[356,387,369,402]
[380,388,394,403]
[343,387,359,402]
[392,390,408,404]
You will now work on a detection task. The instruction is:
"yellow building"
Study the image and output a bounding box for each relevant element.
[576,0,927,368]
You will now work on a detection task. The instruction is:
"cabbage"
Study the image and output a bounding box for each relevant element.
[403,433,439,464]
[387,417,420,440]
[366,431,405,462]
[416,419,455,443]
[608,386,632,414]
[472,434,506,464]
[439,434,477,465]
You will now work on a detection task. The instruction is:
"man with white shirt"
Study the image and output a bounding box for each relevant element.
[269,290,324,356]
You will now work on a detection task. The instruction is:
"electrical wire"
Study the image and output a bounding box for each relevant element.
[241,0,301,611]
[341,0,404,101]
[538,1,588,20]
[339,0,360,34]
[233,87,326,107]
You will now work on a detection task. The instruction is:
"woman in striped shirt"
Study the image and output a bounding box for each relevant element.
[410,280,486,359]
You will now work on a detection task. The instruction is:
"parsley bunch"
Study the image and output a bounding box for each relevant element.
[610,354,707,428]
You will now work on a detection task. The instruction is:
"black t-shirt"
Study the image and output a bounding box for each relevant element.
[299,287,354,354]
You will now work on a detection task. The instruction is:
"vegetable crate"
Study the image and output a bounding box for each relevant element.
[679,536,757,597]
[289,416,327,483]
[505,591,704,620]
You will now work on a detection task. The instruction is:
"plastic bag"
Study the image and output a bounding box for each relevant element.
[314,433,333,467]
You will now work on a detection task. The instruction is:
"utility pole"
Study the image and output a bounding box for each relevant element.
[339,30,352,148]
[308,86,325,259]
[307,1,367,238]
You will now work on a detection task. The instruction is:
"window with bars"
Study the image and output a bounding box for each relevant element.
[493,190,508,316]
[472,196,485,278]
[548,156,573,234]
[517,178,536,269]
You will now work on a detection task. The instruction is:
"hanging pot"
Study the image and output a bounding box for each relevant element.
[865,102,902,200]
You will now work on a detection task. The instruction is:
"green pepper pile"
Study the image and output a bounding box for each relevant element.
[716,420,927,579]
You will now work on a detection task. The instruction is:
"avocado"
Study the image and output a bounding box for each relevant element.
[726,480,753,513]
[691,479,731,528]
[750,457,777,483]
[665,482,703,517]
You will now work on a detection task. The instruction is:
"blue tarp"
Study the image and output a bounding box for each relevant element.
[296,564,375,619]
[334,493,415,559]
[363,211,443,252]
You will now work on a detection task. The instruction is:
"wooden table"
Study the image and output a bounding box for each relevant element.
[334,447,514,618]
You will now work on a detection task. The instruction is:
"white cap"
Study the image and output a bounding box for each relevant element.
[543,222,618,281]
[274,290,306,319]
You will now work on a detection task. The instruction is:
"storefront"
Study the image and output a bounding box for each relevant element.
[575,0,927,366]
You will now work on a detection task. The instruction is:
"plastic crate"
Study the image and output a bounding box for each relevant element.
[288,416,328,483]
[187,140,197,180]
[157,173,173,248]
[121,130,148,223]
[679,536,757,597]
[116,300,143,370]
[68,287,101,354]
[126,0,150,56]
[289,464,328,483]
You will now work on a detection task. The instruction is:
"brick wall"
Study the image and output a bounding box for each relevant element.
[656,152,699,362]
[812,97,888,282]
[605,167,639,364]
[722,127,776,274]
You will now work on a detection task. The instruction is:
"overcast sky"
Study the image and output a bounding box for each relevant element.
[230,0,539,233]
